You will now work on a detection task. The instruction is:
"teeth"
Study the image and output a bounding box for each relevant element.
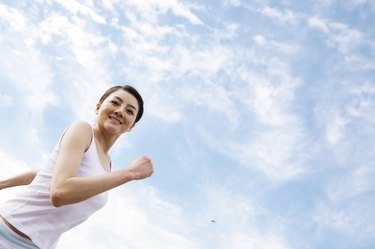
[110,116,121,124]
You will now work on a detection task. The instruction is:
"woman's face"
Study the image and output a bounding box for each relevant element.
[96,89,139,135]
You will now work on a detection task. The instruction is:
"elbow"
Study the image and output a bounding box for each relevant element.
[50,189,66,207]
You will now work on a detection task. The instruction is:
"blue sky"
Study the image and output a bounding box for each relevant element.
[0,0,374,248]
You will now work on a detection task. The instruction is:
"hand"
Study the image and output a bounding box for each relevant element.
[128,155,154,180]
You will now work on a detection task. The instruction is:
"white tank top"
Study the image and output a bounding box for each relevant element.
[0,127,109,249]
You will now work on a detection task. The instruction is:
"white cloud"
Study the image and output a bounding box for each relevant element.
[268,40,299,55]
[317,0,335,6]
[0,151,31,176]
[259,6,299,24]
[0,4,27,32]
[237,58,299,127]
[196,185,293,249]
[254,35,266,46]
[0,20,55,112]
[314,163,375,243]
[343,0,375,10]
[253,35,299,54]
[324,112,347,145]
[315,81,375,147]
[252,81,293,125]
[214,129,306,181]
[199,184,256,228]
[36,12,114,121]
[99,0,118,13]
[308,16,329,33]
[328,164,375,201]
[38,13,107,65]
[0,94,14,107]
[344,54,375,70]
[177,46,308,181]
[327,22,364,53]
[345,82,375,129]
[126,0,203,25]
[145,89,183,123]
[308,16,366,54]
[54,0,107,24]
[172,44,236,80]
[227,233,292,249]
[211,23,239,41]
[0,4,59,114]
[223,0,241,7]
[116,18,238,122]
[190,71,307,180]
[180,83,240,125]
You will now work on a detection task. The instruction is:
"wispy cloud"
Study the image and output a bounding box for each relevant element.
[223,0,241,7]
[347,82,375,121]
[0,94,14,107]
[54,0,107,24]
[308,16,329,33]
[254,35,300,56]
[226,233,292,249]
[342,0,375,10]
[258,6,301,24]
[0,4,27,31]
[126,0,203,25]
[308,16,368,54]
[323,110,347,145]
[0,5,55,111]
[194,184,293,249]
[313,162,375,245]
[36,10,113,121]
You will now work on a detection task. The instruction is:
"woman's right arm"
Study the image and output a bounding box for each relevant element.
[0,170,38,190]
[50,121,153,207]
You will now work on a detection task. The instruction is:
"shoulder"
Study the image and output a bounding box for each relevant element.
[69,121,92,131]
[61,121,93,150]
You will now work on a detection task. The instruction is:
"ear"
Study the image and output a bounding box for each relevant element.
[95,103,101,114]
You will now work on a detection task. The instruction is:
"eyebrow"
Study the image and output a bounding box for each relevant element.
[114,96,137,111]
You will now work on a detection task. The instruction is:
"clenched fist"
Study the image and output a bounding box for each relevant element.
[128,155,154,180]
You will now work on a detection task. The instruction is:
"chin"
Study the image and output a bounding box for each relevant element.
[104,124,122,133]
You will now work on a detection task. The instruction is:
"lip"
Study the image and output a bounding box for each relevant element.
[109,115,123,125]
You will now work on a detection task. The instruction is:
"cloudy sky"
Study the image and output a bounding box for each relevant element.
[0,0,374,248]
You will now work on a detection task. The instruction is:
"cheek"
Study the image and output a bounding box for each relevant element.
[130,114,137,122]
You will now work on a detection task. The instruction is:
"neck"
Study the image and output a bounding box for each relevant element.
[93,126,120,153]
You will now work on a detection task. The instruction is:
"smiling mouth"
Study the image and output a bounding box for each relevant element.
[109,116,123,125]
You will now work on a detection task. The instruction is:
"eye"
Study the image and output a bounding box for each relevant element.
[111,100,119,106]
[127,109,135,116]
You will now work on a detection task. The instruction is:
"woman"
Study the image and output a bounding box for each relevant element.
[0,85,154,249]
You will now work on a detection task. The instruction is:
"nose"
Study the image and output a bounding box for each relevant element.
[114,108,124,118]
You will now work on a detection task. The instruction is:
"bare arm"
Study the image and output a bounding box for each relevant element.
[50,122,153,207]
[0,170,38,190]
